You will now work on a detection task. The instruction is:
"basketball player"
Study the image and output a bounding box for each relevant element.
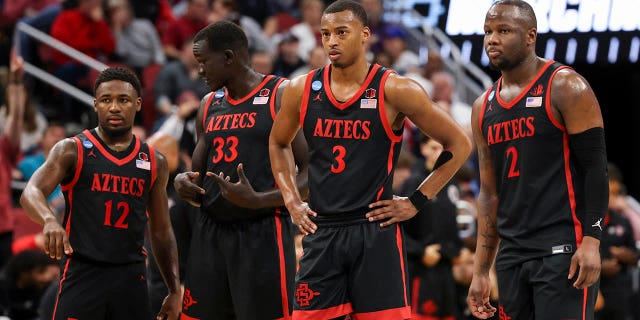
[466,1,607,319]
[172,21,308,319]
[269,1,472,318]
[20,67,181,320]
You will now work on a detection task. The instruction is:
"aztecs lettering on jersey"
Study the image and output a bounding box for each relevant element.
[485,116,535,146]
[90,173,146,197]
[205,112,258,133]
[312,118,371,140]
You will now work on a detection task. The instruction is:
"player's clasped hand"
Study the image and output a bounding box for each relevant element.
[207,163,260,209]
[467,275,497,319]
[174,171,205,207]
[366,195,419,227]
[42,218,73,260]
[290,202,317,235]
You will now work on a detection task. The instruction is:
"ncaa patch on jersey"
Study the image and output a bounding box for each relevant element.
[136,159,150,170]
[311,80,322,91]
[253,96,269,104]
[525,96,542,107]
[82,140,93,149]
[360,99,377,109]
[214,91,225,98]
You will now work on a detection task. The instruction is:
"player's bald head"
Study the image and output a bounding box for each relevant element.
[488,0,537,30]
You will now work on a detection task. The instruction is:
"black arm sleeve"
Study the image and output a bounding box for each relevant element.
[569,127,608,240]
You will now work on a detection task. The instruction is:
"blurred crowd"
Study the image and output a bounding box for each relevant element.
[0,0,638,319]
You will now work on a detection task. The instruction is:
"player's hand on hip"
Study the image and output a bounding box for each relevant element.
[568,236,601,289]
[206,163,260,209]
[290,202,317,235]
[42,218,72,260]
[157,292,181,320]
[467,275,497,319]
[174,171,204,207]
[366,195,418,227]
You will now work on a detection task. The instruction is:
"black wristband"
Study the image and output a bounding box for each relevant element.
[583,212,603,240]
[408,190,429,210]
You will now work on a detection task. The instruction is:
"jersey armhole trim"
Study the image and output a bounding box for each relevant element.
[60,136,83,191]
[270,77,287,121]
[300,70,316,126]
[545,65,572,131]
[478,86,493,139]
[149,145,157,189]
[201,93,216,129]
[378,70,402,142]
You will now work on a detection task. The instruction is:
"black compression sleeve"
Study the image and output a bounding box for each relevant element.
[569,127,608,240]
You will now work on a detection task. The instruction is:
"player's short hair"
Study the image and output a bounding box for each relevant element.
[324,0,368,26]
[491,0,537,29]
[194,20,249,53]
[94,67,142,97]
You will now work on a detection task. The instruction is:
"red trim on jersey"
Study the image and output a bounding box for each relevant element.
[323,64,381,110]
[395,224,409,308]
[271,77,287,120]
[411,277,421,314]
[563,134,583,247]
[378,70,402,142]
[351,306,412,320]
[226,75,274,105]
[149,145,157,188]
[180,313,200,320]
[544,65,572,130]
[495,60,555,109]
[376,186,385,201]
[292,302,353,319]
[477,86,493,138]
[52,258,72,320]
[274,216,291,319]
[61,137,84,191]
[582,288,588,320]
[411,315,455,320]
[300,71,316,126]
[84,130,141,166]
[201,93,216,129]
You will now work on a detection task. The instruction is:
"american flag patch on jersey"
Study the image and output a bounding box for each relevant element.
[525,96,542,107]
[136,159,150,170]
[253,96,269,104]
[360,99,377,109]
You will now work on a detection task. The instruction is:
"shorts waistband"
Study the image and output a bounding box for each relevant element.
[311,209,369,227]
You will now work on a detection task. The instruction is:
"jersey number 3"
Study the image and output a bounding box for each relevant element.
[331,145,346,173]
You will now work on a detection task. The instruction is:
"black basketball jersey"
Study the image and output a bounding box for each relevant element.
[479,60,587,270]
[60,129,156,264]
[301,64,403,216]
[201,75,286,221]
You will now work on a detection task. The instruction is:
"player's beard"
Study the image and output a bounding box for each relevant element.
[103,125,131,139]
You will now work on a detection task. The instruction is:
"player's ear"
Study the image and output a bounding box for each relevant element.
[362,26,371,42]
[224,49,235,65]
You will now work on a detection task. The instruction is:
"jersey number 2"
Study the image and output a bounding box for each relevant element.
[506,146,520,178]
[331,145,346,173]
[212,136,239,163]
[104,200,129,229]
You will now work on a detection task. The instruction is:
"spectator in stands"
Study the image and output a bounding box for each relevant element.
[0,0,58,28]
[210,0,274,54]
[290,45,328,78]
[0,85,48,155]
[108,0,165,72]
[382,25,419,74]
[153,38,208,128]
[237,0,278,38]
[0,250,59,320]
[17,123,67,216]
[50,0,115,124]
[161,0,209,60]
[0,52,25,270]
[431,71,472,129]
[289,0,324,61]
[272,31,305,78]
[596,163,640,319]
[360,0,389,55]
[251,50,275,75]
